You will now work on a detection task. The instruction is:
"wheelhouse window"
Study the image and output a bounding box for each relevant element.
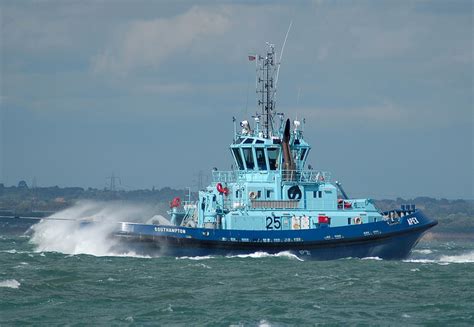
[232,148,244,170]
[267,147,280,170]
[255,148,267,170]
[242,148,255,170]
[300,148,307,161]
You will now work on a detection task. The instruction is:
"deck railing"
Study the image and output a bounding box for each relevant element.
[211,170,331,183]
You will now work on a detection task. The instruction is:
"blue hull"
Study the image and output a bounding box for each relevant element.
[114,210,437,260]
[0,211,437,260]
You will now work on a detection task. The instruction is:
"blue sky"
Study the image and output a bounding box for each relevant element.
[1,0,472,199]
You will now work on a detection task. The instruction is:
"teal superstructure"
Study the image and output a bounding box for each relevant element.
[173,43,384,233]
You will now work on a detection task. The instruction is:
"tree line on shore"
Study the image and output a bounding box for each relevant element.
[0,183,472,233]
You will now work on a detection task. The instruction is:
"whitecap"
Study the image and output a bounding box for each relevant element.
[227,251,304,261]
[439,251,474,263]
[258,319,272,327]
[228,252,271,259]
[275,251,304,261]
[66,251,151,259]
[162,304,173,312]
[13,262,29,269]
[361,256,383,260]
[112,252,151,259]
[176,255,214,261]
[404,251,474,264]
[0,279,20,289]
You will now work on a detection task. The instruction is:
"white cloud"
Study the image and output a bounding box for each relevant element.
[92,6,232,75]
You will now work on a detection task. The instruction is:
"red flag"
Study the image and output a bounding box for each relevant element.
[248,55,256,61]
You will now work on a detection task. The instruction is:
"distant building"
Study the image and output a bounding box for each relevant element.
[18,180,28,189]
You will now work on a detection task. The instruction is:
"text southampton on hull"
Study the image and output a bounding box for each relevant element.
[106,42,438,259]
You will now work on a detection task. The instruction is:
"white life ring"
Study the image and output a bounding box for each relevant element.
[353,216,362,224]
[249,191,257,199]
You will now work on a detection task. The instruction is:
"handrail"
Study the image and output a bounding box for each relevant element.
[211,170,331,183]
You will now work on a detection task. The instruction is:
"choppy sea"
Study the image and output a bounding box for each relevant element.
[1,229,473,326]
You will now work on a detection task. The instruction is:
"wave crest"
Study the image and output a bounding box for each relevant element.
[439,251,474,263]
[227,251,304,261]
[0,279,20,289]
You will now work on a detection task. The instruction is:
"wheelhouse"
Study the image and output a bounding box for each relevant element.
[230,136,310,172]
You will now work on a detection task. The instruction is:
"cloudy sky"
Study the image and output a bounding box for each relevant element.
[1,0,472,199]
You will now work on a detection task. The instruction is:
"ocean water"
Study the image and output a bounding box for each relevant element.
[1,231,473,326]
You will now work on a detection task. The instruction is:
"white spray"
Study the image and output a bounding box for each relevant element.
[29,200,164,257]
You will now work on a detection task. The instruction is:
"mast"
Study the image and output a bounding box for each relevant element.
[256,43,278,139]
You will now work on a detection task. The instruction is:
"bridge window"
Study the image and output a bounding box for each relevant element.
[313,190,322,198]
[266,190,273,198]
[300,149,307,160]
[255,148,267,170]
[267,148,280,170]
[242,148,255,170]
[232,148,244,170]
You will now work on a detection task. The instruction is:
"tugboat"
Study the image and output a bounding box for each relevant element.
[115,43,437,259]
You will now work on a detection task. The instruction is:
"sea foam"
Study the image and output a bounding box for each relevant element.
[227,251,304,261]
[404,250,474,264]
[0,279,20,289]
[439,251,474,264]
